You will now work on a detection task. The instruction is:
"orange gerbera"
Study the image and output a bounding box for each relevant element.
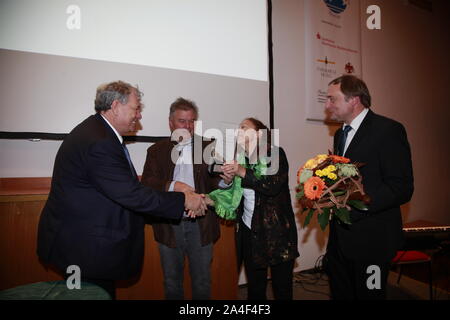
[304,176,326,200]
[330,155,350,164]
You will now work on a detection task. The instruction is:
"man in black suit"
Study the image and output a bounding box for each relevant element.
[37,81,206,299]
[324,75,414,300]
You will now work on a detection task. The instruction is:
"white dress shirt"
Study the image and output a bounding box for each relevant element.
[168,140,195,218]
[101,114,123,144]
[242,188,255,229]
[169,139,234,218]
[343,108,369,155]
[169,139,195,192]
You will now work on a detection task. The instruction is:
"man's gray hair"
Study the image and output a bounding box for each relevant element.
[95,81,142,112]
[169,97,199,119]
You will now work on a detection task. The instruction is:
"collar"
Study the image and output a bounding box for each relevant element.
[345,108,369,132]
[174,137,193,151]
[100,114,123,144]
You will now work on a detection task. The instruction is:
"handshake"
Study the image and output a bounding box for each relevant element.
[175,181,215,218]
[175,160,244,218]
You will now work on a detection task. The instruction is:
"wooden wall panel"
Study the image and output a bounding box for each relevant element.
[0,178,238,300]
[0,199,63,290]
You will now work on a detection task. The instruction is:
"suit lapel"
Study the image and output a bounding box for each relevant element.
[344,109,375,158]
[130,158,138,179]
[95,113,140,179]
[167,139,177,180]
[95,113,120,144]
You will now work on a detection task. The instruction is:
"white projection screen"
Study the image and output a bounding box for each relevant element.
[0,0,269,177]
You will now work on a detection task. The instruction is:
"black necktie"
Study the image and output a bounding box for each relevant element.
[122,143,137,178]
[337,125,352,156]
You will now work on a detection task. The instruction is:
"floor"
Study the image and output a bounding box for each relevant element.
[237,270,450,300]
[238,244,450,300]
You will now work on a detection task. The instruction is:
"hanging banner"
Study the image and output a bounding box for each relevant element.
[304,0,362,121]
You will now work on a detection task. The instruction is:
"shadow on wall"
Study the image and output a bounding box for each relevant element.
[325,121,341,139]
[294,201,329,253]
[401,203,411,223]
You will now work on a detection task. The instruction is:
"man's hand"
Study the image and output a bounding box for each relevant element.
[174,181,195,193]
[186,208,206,218]
[184,191,207,217]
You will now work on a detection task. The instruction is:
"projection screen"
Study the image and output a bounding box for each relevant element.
[0,0,270,176]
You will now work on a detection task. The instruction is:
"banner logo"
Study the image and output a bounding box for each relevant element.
[323,0,348,14]
[345,62,355,74]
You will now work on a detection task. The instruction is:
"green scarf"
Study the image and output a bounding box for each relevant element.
[208,155,268,220]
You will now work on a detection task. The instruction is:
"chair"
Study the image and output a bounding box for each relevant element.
[392,250,433,300]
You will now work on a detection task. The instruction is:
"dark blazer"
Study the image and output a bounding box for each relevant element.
[37,114,185,280]
[141,137,221,248]
[328,110,414,262]
[236,147,300,268]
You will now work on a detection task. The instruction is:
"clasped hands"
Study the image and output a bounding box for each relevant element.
[220,160,246,181]
[176,182,209,218]
[177,161,245,218]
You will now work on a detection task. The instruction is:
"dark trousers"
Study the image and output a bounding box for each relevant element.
[241,222,295,300]
[158,219,213,300]
[324,243,390,300]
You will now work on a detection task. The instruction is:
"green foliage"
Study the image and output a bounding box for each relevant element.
[318,207,331,231]
[296,189,304,199]
[348,199,368,211]
[303,208,314,228]
[335,207,351,225]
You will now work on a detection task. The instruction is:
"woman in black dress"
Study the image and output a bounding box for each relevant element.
[222,118,299,300]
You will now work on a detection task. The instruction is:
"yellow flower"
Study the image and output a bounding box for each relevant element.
[315,170,324,177]
[304,158,318,169]
[303,154,330,170]
[327,165,337,172]
[316,154,328,163]
[327,173,337,180]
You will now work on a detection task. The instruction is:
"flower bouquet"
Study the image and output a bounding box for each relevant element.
[296,153,370,230]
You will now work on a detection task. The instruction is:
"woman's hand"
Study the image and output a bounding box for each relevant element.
[222,161,246,178]
[220,170,234,185]
[203,194,215,207]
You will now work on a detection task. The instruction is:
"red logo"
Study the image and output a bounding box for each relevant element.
[345,62,354,74]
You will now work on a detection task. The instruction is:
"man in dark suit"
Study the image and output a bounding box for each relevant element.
[324,75,414,300]
[141,97,230,299]
[37,81,206,299]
